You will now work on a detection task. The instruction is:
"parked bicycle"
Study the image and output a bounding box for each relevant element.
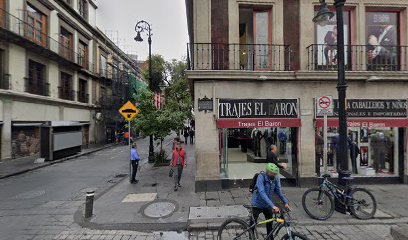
[217,205,309,240]
[302,174,377,220]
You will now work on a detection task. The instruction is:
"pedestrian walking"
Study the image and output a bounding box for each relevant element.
[170,143,186,191]
[172,136,181,150]
[189,128,195,144]
[350,141,360,174]
[183,128,189,144]
[130,143,140,184]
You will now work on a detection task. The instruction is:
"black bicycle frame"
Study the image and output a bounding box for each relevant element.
[320,178,352,206]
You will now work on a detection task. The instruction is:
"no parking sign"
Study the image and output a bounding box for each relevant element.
[317,96,334,116]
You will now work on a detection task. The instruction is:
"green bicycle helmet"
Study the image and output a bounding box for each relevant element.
[266,163,279,174]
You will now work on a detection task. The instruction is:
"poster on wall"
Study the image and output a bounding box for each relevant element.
[360,146,369,166]
[366,12,398,69]
[315,11,349,66]
[360,128,369,143]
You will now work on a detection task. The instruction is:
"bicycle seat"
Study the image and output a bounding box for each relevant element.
[322,173,331,178]
[243,204,254,210]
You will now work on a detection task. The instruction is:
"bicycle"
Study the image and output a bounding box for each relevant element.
[302,174,377,220]
[217,205,309,240]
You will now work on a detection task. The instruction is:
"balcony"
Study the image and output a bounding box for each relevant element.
[187,43,292,71]
[58,87,75,101]
[0,8,88,70]
[307,44,408,71]
[77,92,89,103]
[25,78,49,96]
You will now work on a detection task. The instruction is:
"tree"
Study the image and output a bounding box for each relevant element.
[141,54,166,92]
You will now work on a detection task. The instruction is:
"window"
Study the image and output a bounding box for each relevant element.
[314,10,351,69]
[238,8,272,70]
[100,54,107,77]
[78,40,88,69]
[26,4,47,47]
[78,79,88,103]
[78,0,88,20]
[59,72,73,100]
[27,60,47,96]
[60,27,73,61]
[0,50,6,89]
[366,11,399,71]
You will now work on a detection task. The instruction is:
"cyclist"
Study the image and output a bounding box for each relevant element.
[251,163,290,239]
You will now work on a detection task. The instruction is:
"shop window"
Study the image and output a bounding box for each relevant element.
[60,27,73,61]
[59,72,73,100]
[220,127,298,180]
[366,11,399,71]
[313,10,351,70]
[27,60,47,96]
[78,0,88,20]
[11,126,40,159]
[239,7,272,70]
[78,40,88,69]
[25,4,47,47]
[316,127,400,177]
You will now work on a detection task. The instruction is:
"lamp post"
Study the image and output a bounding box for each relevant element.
[135,20,154,162]
[313,0,350,186]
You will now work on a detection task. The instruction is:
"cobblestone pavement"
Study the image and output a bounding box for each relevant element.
[189,223,400,240]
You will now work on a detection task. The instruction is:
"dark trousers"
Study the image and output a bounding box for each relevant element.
[184,137,188,144]
[174,165,183,188]
[250,207,274,239]
[350,155,358,174]
[190,136,194,144]
[131,161,139,181]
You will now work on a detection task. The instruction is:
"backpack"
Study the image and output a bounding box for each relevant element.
[249,171,267,193]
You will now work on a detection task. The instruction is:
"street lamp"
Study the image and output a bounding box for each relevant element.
[313,0,350,186]
[134,20,155,163]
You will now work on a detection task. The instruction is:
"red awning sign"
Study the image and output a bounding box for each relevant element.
[217,118,302,129]
[315,118,408,128]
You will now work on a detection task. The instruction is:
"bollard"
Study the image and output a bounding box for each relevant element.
[85,191,95,218]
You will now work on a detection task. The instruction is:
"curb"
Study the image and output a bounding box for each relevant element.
[0,144,114,180]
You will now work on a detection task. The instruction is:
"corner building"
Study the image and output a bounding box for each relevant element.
[185,0,408,191]
[0,0,141,160]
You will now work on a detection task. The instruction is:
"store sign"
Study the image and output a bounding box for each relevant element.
[315,118,408,128]
[217,118,302,129]
[316,99,407,118]
[218,99,299,119]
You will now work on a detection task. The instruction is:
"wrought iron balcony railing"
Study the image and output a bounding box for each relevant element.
[77,92,89,103]
[58,87,75,101]
[0,8,96,73]
[307,44,408,71]
[187,43,292,71]
[25,78,49,96]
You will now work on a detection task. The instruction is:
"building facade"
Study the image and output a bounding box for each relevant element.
[0,0,141,160]
[186,0,408,191]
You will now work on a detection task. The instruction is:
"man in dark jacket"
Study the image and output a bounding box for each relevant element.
[350,141,360,174]
[267,145,287,169]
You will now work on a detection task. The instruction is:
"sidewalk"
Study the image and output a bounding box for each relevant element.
[0,143,114,179]
[79,137,408,233]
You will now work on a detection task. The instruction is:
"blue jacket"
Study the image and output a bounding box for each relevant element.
[251,174,288,209]
[131,148,140,161]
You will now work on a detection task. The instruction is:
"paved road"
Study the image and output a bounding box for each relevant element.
[0,139,150,240]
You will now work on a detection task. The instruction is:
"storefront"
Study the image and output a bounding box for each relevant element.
[315,99,407,178]
[217,99,301,184]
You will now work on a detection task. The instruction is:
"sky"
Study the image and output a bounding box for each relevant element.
[96,0,189,61]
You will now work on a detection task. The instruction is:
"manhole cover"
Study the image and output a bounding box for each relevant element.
[12,189,46,199]
[143,201,176,218]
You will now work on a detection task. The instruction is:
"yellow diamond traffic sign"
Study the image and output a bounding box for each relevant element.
[119,101,140,121]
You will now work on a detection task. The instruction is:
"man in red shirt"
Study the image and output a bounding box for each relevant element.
[170,143,186,191]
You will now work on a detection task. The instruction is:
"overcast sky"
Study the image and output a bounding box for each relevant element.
[96,0,189,61]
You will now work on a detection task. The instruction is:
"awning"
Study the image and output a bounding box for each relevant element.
[217,118,302,129]
[315,118,408,128]
[12,123,44,127]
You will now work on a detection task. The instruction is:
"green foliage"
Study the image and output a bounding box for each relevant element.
[142,54,166,92]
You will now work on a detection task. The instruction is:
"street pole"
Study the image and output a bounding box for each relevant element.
[334,0,350,186]
[323,113,328,174]
[128,120,131,183]
[148,34,154,163]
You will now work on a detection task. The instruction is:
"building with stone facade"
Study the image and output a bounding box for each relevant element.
[186,0,408,191]
[0,0,142,160]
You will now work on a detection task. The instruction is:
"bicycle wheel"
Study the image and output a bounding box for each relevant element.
[217,218,255,240]
[349,188,377,220]
[281,232,310,240]
[302,188,334,220]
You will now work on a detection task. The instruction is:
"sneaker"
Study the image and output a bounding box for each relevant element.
[130,180,136,184]
[178,183,181,187]
[174,186,178,191]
